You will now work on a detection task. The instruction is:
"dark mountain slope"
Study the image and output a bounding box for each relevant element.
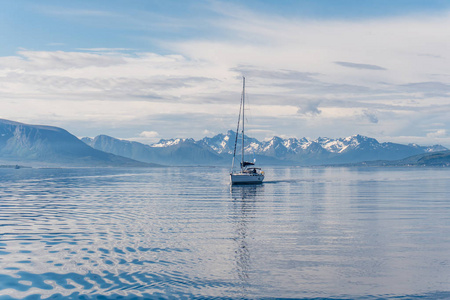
[0,119,156,167]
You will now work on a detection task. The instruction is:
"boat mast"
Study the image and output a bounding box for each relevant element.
[241,76,245,170]
[231,77,244,173]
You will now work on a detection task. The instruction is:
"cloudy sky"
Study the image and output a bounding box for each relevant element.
[1,0,450,146]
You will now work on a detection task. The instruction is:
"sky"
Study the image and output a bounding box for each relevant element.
[1,0,450,146]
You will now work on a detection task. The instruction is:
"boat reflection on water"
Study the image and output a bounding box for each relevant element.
[230,184,264,296]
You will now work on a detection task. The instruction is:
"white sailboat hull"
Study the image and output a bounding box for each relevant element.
[230,173,264,184]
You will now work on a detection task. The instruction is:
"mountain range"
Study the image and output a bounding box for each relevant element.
[82,129,447,166]
[81,134,224,166]
[1,118,448,167]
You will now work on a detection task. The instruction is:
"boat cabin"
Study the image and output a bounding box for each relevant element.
[243,167,262,174]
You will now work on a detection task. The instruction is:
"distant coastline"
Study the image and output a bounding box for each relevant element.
[0,165,31,169]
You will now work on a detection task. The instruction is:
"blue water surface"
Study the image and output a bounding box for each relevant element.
[1,166,450,299]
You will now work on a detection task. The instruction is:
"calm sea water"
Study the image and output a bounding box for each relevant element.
[1,166,450,299]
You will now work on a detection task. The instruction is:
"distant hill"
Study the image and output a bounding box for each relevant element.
[351,151,450,167]
[83,130,447,166]
[0,119,158,167]
[414,151,450,166]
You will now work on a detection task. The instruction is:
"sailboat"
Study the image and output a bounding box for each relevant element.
[230,77,265,185]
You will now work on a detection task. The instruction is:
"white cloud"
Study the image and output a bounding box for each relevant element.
[128,130,161,145]
[139,131,159,138]
[427,129,447,138]
[202,129,215,136]
[1,5,450,146]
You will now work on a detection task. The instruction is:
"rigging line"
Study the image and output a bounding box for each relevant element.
[243,81,252,161]
[231,81,244,172]
[243,82,253,140]
[246,94,255,162]
[242,76,245,167]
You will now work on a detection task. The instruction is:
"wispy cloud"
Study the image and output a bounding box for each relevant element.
[231,65,319,81]
[334,61,387,70]
[417,53,443,59]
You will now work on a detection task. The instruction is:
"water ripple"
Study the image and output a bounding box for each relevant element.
[1,167,450,298]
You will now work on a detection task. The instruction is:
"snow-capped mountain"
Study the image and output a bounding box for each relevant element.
[152,138,195,148]
[408,143,448,153]
[83,134,224,166]
[82,130,448,166]
[196,132,447,165]
[198,130,260,154]
[3,117,444,167]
